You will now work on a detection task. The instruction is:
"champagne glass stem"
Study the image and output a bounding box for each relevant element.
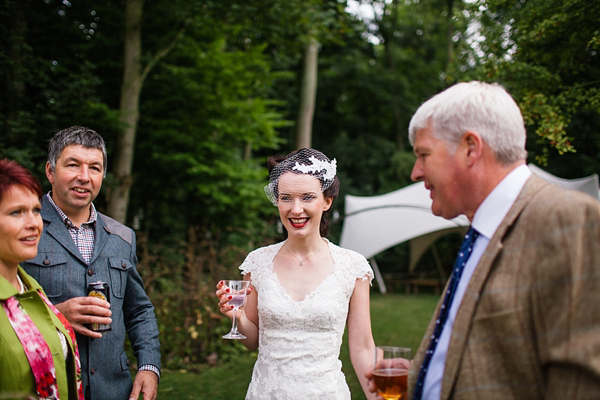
[231,307,239,335]
[222,280,248,339]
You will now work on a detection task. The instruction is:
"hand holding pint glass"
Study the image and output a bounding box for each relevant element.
[373,346,411,400]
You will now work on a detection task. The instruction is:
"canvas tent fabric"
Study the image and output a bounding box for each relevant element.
[528,164,600,200]
[339,181,469,261]
[339,165,600,292]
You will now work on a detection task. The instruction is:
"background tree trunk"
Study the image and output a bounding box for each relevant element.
[106,0,186,223]
[384,0,405,151]
[295,36,319,150]
[107,0,143,223]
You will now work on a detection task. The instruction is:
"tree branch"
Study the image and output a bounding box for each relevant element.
[140,24,186,83]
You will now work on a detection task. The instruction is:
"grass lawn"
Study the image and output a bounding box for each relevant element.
[157,293,439,399]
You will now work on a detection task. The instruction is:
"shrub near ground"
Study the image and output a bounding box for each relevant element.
[156,293,439,399]
[133,227,276,370]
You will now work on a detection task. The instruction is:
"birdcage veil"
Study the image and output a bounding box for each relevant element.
[264,148,337,206]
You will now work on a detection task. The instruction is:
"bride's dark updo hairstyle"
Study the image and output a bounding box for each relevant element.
[267,148,340,238]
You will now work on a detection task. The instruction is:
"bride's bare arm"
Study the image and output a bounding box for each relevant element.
[238,274,259,350]
[347,278,378,400]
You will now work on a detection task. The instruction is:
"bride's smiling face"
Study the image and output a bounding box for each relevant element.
[276,172,332,238]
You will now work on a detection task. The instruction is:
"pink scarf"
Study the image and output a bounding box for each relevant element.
[2,290,84,400]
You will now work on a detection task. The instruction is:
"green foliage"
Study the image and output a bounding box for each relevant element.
[132,19,288,240]
[152,280,246,368]
[466,0,600,167]
[0,0,122,172]
[311,0,456,203]
[135,227,272,368]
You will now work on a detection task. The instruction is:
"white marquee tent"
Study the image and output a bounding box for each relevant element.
[339,165,600,293]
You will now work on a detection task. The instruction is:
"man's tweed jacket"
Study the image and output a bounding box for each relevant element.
[408,174,600,399]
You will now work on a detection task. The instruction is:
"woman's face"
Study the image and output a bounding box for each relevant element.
[276,172,332,239]
[0,185,43,270]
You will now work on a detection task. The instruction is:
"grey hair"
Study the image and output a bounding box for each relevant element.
[47,126,108,177]
[408,81,527,165]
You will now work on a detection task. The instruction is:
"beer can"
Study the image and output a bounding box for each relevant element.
[87,281,111,332]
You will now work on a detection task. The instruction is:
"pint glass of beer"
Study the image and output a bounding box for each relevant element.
[373,346,411,400]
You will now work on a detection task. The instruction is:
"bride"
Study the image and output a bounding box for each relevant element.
[217,148,376,399]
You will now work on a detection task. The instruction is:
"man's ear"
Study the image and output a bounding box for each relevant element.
[462,131,484,167]
[45,161,55,184]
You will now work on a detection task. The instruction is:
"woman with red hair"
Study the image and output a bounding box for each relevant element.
[0,159,83,399]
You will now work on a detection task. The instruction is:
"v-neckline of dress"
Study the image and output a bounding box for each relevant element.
[269,240,336,304]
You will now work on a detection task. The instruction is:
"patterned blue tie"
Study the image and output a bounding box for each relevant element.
[413,226,479,400]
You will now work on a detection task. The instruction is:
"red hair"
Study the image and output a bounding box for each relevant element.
[0,159,43,204]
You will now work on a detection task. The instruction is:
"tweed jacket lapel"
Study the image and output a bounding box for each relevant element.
[90,215,110,265]
[409,288,443,396]
[42,195,88,265]
[438,174,548,399]
[41,195,111,267]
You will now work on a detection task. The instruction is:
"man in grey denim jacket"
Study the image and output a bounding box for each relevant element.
[23,126,161,400]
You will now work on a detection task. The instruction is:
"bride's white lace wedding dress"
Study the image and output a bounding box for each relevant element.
[240,239,374,400]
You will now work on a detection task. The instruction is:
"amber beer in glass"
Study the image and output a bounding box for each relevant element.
[373,346,411,400]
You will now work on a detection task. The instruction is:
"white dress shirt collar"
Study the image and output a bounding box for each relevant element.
[471,164,531,239]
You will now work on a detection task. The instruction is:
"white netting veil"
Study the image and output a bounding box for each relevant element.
[264,148,337,206]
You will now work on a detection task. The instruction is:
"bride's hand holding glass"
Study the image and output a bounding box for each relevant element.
[216,280,252,339]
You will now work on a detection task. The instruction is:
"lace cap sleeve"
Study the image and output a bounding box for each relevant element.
[238,243,280,291]
[239,248,260,276]
[331,243,374,284]
[354,253,374,284]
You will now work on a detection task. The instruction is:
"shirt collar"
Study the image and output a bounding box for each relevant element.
[46,191,97,228]
[471,164,531,240]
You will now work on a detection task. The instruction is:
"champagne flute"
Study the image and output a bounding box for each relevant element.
[373,346,412,400]
[222,280,250,340]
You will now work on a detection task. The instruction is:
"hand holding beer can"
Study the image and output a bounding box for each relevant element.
[87,281,111,332]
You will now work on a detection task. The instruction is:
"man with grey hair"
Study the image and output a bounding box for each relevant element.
[23,126,161,400]
[366,81,600,399]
